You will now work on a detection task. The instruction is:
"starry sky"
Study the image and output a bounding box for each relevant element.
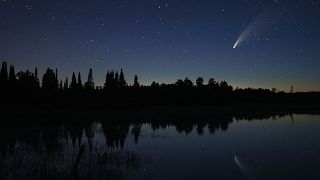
[1,0,320,91]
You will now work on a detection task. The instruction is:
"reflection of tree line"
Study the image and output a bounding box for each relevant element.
[0,112,290,156]
[1,61,319,108]
[0,112,294,180]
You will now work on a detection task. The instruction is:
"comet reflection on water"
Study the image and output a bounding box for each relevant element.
[234,155,246,173]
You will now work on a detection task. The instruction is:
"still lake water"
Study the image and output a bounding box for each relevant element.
[1,113,320,179]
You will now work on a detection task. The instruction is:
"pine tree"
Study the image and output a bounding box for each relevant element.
[104,71,109,89]
[55,68,58,81]
[70,72,77,89]
[55,68,58,87]
[9,65,17,85]
[0,61,8,82]
[110,71,115,88]
[35,67,38,79]
[34,67,40,88]
[115,71,119,88]
[77,72,83,89]
[133,75,140,87]
[119,69,127,87]
[85,68,94,90]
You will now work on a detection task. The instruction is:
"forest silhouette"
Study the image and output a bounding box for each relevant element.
[0,61,320,110]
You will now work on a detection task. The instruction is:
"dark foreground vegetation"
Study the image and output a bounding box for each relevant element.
[0,61,320,110]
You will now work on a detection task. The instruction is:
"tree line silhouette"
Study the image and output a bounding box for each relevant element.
[0,61,234,91]
[0,61,320,109]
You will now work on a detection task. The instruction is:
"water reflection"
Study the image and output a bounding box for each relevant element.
[0,112,319,179]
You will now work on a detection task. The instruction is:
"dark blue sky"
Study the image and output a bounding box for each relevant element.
[1,0,319,91]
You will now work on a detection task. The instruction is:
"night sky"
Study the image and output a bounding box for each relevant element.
[1,0,320,91]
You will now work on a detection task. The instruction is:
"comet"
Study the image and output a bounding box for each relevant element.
[233,19,257,49]
[233,39,241,49]
[233,7,273,49]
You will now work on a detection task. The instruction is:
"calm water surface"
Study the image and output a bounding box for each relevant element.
[1,114,320,179]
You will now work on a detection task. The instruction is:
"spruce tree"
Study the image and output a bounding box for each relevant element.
[70,72,77,89]
[0,61,8,82]
[104,71,114,89]
[85,68,94,90]
[133,75,140,87]
[119,69,127,87]
[35,67,40,88]
[115,71,119,88]
[9,65,17,85]
[77,72,83,89]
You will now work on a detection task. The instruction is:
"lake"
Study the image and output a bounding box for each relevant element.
[1,112,320,179]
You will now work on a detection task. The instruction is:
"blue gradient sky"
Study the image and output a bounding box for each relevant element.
[0,0,320,91]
